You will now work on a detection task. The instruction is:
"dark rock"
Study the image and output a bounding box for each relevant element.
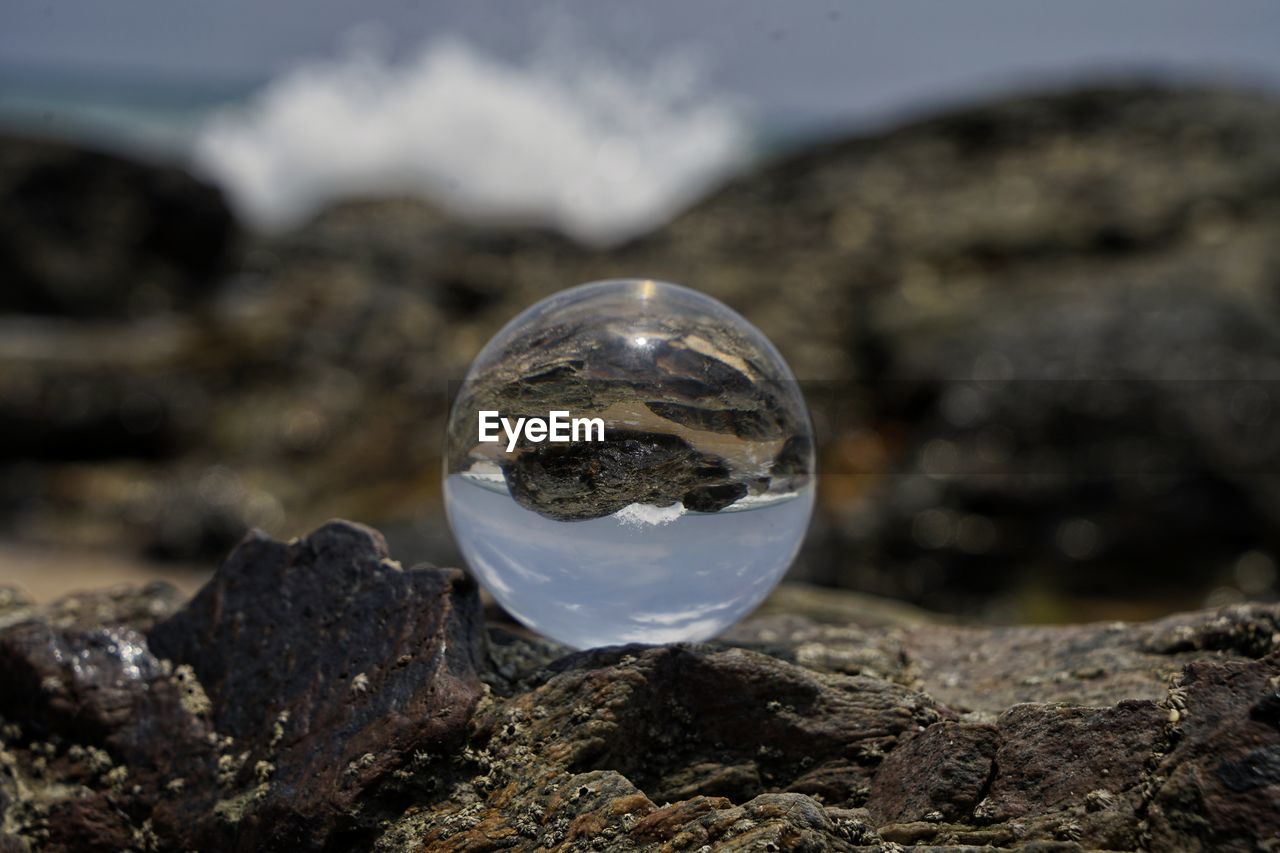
[0,621,213,767]
[0,521,487,851]
[0,135,236,317]
[0,588,219,851]
[866,720,998,824]
[984,701,1165,821]
[501,430,742,521]
[681,481,750,513]
[1217,746,1280,792]
[1148,652,1280,852]
[43,795,136,853]
[1252,688,1280,728]
[146,520,487,849]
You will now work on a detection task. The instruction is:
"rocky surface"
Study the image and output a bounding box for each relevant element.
[499,431,749,522]
[1,521,1278,850]
[2,85,1279,618]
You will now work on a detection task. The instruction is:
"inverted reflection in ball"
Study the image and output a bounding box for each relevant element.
[444,280,814,649]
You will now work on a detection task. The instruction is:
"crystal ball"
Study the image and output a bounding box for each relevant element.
[444,279,814,649]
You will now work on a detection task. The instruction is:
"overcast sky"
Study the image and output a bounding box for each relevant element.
[4,0,1280,127]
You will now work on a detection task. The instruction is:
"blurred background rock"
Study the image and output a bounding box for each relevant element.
[1,1,1279,621]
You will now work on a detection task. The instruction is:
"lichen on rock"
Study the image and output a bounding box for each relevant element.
[0,520,1277,850]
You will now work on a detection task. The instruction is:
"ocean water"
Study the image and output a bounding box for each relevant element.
[444,472,814,650]
[1,38,750,245]
[0,70,253,156]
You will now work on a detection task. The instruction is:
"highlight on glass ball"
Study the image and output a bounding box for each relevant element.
[444,279,815,649]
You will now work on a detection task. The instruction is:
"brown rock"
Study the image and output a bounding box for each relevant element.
[800,603,1279,713]
[984,701,1166,820]
[146,520,487,849]
[1148,652,1280,852]
[42,795,135,853]
[867,720,998,824]
[480,643,941,807]
[0,622,212,768]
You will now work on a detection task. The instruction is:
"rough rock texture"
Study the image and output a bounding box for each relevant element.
[865,721,998,825]
[145,520,487,849]
[1147,654,1280,851]
[2,521,1279,850]
[0,521,485,851]
[500,431,746,522]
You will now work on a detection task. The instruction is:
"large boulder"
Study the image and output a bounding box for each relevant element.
[0,135,236,317]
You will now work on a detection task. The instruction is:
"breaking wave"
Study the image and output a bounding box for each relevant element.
[193,36,749,244]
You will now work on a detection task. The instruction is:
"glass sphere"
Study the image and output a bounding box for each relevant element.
[444,280,814,649]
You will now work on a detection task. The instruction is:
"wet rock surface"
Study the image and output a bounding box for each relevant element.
[1,521,1278,850]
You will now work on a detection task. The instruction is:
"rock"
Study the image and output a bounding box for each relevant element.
[43,795,139,853]
[146,520,487,849]
[1147,652,1280,852]
[866,720,998,824]
[0,521,486,851]
[0,135,236,317]
[0,621,213,766]
[901,596,1280,712]
[2,521,1279,849]
[474,643,940,809]
[0,588,220,852]
[980,701,1166,848]
[500,430,741,521]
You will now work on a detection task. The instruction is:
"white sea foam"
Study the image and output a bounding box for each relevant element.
[193,36,748,244]
[613,501,686,527]
[461,461,507,490]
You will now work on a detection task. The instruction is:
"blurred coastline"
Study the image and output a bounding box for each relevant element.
[2,32,1279,621]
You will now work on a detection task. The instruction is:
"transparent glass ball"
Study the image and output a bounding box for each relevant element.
[444,279,814,649]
